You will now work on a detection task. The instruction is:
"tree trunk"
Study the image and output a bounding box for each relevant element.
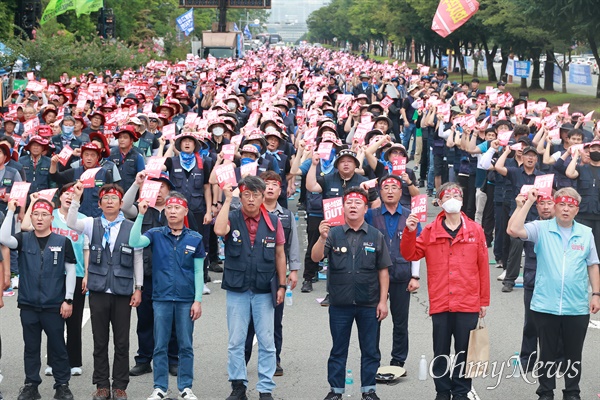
[543,50,554,91]
[588,33,600,98]
[480,38,498,82]
[500,49,509,80]
[529,50,542,90]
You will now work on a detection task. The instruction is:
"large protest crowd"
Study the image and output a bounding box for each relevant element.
[0,46,599,400]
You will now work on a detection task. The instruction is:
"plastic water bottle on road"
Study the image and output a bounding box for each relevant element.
[345,369,354,397]
[512,352,521,377]
[285,285,293,306]
[418,355,428,380]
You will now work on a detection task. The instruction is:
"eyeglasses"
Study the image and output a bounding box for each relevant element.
[101,195,121,202]
[31,212,52,219]
[241,191,262,200]
[381,185,401,192]
[149,119,159,122]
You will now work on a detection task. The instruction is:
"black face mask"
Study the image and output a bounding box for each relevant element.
[372,111,382,117]
[590,151,600,162]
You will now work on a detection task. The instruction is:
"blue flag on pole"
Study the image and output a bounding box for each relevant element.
[233,23,240,32]
[244,25,252,39]
[176,9,194,36]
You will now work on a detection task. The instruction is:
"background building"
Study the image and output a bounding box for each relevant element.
[266,0,329,43]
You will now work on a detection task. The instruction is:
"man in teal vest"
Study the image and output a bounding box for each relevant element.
[508,187,600,400]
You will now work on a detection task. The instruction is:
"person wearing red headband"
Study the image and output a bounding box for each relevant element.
[312,186,391,400]
[506,190,555,374]
[0,199,77,400]
[128,192,205,400]
[401,182,489,400]
[364,175,421,372]
[214,176,286,400]
[66,183,143,400]
[507,187,600,400]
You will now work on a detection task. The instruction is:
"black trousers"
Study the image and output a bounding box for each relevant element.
[533,311,589,397]
[501,203,512,267]
[303,215,323,281]
[520,289,537,372]
[457,174,476,220]
[431,312,479,397]
[47,277,87,369]
[419,139,430,182]
[388,281,411,363]
[89,291,131,391]
[208,224,219,265]
[134,275,179,366]
[21,308,70,389]
[575,217,600,256]
[245,301,284,364]
[481,185,495,247]
[503,236,524,286]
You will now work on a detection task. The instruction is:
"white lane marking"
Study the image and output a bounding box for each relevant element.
[82,308,91,327]
[469,386,481,400]
[589,320,600,330]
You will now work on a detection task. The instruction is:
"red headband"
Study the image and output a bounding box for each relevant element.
[381,177,401,188]
[343,192,368,204]
[99,188,123,200]
[555,196,579,207]
[538,195,554,202]
[440,188,462,199]
[32,201,53,213]
[166,197,188,208]
[239,184,248,193]
[264,180,281,187]
[66,186,75,193]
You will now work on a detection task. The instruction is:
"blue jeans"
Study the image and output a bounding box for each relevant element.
[227,290,275,393]
[328,305,381,394]
[402,123,416,156]
[427,149,435,191]
[153,301,195,392]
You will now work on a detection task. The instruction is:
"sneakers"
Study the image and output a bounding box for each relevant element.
[321,294,330,307]
[169,364,178,376]
[203,285,211,295]
[226,380,248,400]
[502,283,513,293]
[54,384,74,400]
[11,276,19,289]
[497,270,506,281]
[70,367,82,376]
[146,388,168,400]
[496,261,504,269]
[17,384,41,400]
[92,387,111,400]
[274,362,284,376]
[301,280,313,293]
[45,366,53,376]
[180,388,198,399]
[112,389,128,400]
[259,394,274,400]
[208,261,223,272]
[434,393,451,400]
[390,359,405,368]
[129,362,152,376]
[324,392,343,400]
[362,390,380,400]
[536,395,554,400]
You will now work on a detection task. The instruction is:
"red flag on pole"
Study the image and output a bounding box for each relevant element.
[431,0,480,38]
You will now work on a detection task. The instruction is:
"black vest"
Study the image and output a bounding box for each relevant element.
[327,224,382,307]
[0,167,19,213]
[322,172,366,199]
[17,232,67,310]
[307,163,325,214]
[275,207,293,258]
[20,155,52,193]
[110,147,140,193]
[370,206,411,283]
[87,218,135,296]
[141,208,167,276]
[73,166,109,217]
[523,241,536,291]
[170,156,207,214]
[222,209,279,294]
[575,164,600,215]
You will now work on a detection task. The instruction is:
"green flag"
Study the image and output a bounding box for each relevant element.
[75,0,104,17]
[40,0,76,25]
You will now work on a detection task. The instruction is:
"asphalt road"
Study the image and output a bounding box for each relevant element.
[0,168,599,400]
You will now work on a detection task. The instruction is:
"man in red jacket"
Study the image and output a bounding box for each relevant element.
[401,182,490,400]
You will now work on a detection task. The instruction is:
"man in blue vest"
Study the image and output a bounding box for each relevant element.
[109,125,145,193]
[365,175,420,370]
[0,199,76,400]
[129,192,205,400]
[66,183,144,400]
[245,171,301,377]
[214,176,287,400]
[19,136,53,194]
[312,187,391,400]
[508,187,600,400]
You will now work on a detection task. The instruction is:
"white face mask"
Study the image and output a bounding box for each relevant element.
[441,198,462,214]
[212,126,224,136]
[551,138,562,146]
[227,102,237,111]
[265,126,277,134]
